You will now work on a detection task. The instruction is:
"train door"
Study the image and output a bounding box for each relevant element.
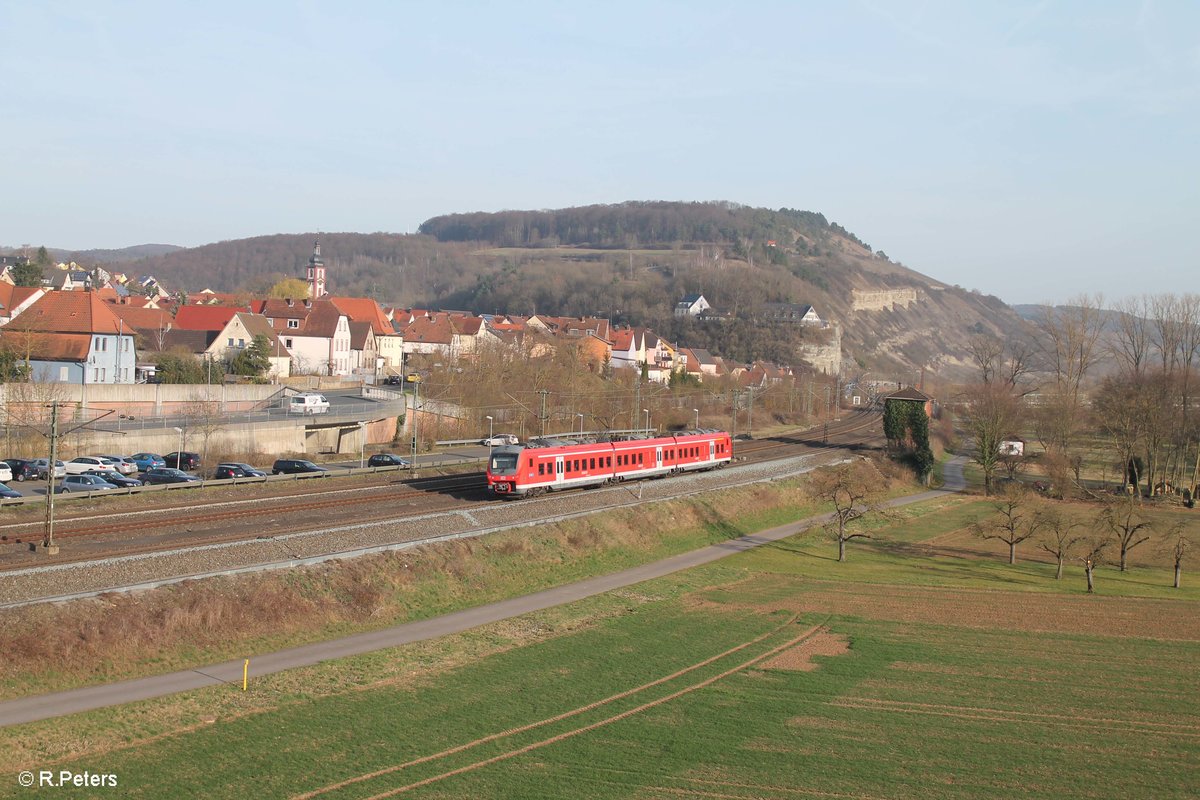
[555,456,565,486]
[709,441,715,460]
[655,446,663,470]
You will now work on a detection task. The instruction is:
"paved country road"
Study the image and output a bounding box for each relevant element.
[0,458,967,728]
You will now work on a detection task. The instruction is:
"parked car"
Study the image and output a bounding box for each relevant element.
[481,434,519,446]
[100,455,139,475]
[364,450,412,470]
[272,459,328,475]
[31,459,66,480]
[65,456,118,475]
[82,469,143,488]
[0,462,11,483]
[3,459,40,482]
[60,474,119,493]
[289,393,331,414]
[382,375,402,386]
[130,453,167,472]
[142,467,202,485]
[0,483,22,499]
[213,463,268,479]
[368,453,410,468]
[163,452,202,471]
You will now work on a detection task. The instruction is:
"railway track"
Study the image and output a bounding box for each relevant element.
[0,411,881,573]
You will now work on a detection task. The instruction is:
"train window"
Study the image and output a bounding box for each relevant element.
[638,453,644,464]
[590,458,596,469]
[538,463,545,475]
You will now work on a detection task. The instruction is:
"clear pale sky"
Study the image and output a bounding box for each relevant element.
[2,1,1196,304]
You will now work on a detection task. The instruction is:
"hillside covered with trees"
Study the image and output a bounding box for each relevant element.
[98,201,1028,378]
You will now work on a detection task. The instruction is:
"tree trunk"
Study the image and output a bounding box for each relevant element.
[838,536,846,562]
[1120,546,1128,572]
[1086,564,1095,593]
[1008,542,1016,565]
[1175,563,1181,589]
[1055,557,1063,580]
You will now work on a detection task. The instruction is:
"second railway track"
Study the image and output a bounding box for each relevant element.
[0,411,881,574]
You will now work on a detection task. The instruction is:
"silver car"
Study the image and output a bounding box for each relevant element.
[101,455,139,475]
[31,459,66,480]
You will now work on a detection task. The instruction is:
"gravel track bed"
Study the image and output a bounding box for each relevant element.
[0,453,834,607]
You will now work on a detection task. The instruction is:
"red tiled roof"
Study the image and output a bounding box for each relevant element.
[7,291,125,334]
[402,315,453,345]
[329,296,391,335]
[108,304,173,333]
[450,316,484,336]
[296,300,343,338]
[348,321,374,350]
[0,330,92,361]
[173,305,240,331]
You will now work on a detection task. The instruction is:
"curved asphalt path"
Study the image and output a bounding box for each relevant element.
[0,457,967,728]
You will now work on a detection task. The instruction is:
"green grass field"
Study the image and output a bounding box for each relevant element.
[3,495,1199,799]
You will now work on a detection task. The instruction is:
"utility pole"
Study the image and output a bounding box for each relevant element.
[747,387,755,439]
[43,402,59,554]
[633,380,641,432]
[731,390,740,438]
[538,389,550,437]
[408,377,420,470]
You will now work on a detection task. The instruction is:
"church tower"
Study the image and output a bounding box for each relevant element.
[306,238,327,298]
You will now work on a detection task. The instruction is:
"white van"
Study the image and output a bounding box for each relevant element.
[289,393,331,415]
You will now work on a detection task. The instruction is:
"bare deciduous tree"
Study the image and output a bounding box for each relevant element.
[1035,505,1085,579]
[1079,538,1108,594]
[810,459,887,562]
[1097,494,1153,572]
[972,484,1042,565]
[958,382,1021,496]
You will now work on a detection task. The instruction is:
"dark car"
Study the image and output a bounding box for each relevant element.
[272,459,328,475]
[3,459,40,482]
[368,453,410,468]
[382,375,402,385]
[214,463,268,479]
[0,483,22,499]
[164,452,202,471]
[142,467,202,485]
[83,469,143,488]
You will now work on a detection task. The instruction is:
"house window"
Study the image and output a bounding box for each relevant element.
[287,319,299,329]
[266,318,273,325]
[237,338,245,348]
[285,338,293,348]
[59,366,68,381]
[99,368,106,382]
[228,337,234,347]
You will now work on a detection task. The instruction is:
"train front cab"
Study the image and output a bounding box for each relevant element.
[486,445,523,496]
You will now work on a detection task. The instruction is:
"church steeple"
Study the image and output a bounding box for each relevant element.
[306,237,327,298]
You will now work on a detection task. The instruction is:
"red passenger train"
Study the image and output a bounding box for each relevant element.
[486,429,733,497]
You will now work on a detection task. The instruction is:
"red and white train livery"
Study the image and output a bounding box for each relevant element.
[487,429,733,497]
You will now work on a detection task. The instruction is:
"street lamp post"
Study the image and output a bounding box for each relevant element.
[173,426,183,457]
[692,408,699,429]
[577,413,584,435]
[485,415,493,445]
[642,408,650,434]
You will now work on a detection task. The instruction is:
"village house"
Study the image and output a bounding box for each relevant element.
[760,302,824,326]
[673,293,711,318]
[0,291,138,383]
